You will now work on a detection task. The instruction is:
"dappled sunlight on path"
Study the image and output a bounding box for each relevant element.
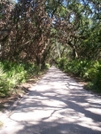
[0,66,101,134]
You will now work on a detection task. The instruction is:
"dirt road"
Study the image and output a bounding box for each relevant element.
[0,66,101,134]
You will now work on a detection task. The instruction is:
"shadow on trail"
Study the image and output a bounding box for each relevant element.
[5,67,101,134]
[15,121,101,134]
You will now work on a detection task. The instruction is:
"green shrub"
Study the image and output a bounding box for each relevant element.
[44,63,50,69]
[0,61,40,97]
[0,67,9,97]
[57,58,101,91]
[57,58,68,70]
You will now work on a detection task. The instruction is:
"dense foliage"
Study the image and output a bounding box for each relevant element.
[57,58,101,91]
[0,61,41,97]
[0,0,101,95]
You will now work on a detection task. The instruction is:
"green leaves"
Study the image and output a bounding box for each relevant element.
[57,58,101,91]
[0,61,40,97]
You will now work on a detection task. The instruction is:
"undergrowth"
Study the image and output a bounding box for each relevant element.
[57,58,101,92]
[0,61,49,97]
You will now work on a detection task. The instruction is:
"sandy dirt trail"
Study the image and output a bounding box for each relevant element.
[0,66,101,134]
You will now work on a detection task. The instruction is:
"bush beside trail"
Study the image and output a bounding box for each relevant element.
[57,58,101,92]
[0,61,49,97]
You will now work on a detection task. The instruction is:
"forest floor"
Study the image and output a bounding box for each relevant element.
[0,66,101,134]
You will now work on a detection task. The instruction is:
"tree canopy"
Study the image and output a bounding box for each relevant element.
[0,0,101,64]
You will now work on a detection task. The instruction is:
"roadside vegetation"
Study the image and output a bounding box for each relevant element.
[0,61,49,97]
[57,58,101,93]
[0,0,101,97]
